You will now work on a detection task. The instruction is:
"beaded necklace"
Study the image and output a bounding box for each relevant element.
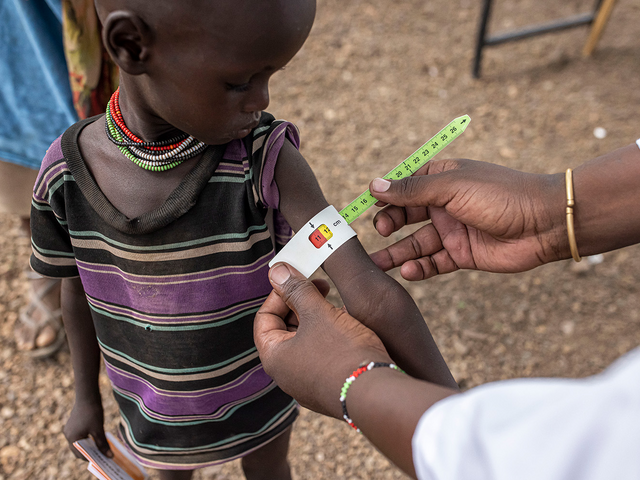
[105,88,207,171]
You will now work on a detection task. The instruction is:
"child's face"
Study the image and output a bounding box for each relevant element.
[134,0,316,145]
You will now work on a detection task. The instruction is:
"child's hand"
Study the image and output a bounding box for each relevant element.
[64,399,113,459]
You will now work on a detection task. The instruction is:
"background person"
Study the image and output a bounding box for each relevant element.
[0,0,115,356]
[254,140,640,480]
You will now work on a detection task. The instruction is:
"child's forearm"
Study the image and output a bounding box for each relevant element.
[61,278,102,405]
[323,240,457,388]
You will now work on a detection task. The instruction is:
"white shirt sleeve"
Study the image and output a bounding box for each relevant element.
[412,347,640,480]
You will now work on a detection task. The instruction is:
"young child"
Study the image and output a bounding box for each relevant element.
[29,0,457,478]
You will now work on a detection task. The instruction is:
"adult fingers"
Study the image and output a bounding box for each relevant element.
[267,264,334,322]
[369,170,457,208]
[369,223,444,272]
[311,278,331,299]
[398,249,460,281]
[283,278,331,329]
[373,205,430,237]
[254,289,297,356]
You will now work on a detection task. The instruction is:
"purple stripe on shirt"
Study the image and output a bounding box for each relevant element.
[105,362,273,416]
[34,161,70,202]
[88,296,265,324]
[76,256,273,314]
[216,164,246,175]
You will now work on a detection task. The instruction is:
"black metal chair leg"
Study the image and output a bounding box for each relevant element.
[473,0,493,79]
[471,0,606,79]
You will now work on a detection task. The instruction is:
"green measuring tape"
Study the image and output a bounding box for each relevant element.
[339,115,471,224]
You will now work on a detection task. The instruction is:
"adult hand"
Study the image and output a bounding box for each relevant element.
[254,263,392,419]
[369,158,567,280]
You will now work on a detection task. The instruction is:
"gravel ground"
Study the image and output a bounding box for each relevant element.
[1,0,639,479]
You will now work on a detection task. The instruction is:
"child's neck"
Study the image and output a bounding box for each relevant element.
[78,115,204,220]
[117,83,183,143]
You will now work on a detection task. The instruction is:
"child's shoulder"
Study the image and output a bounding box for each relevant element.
[41,135,66,172]
[36,116,104,196]
[246,112,300,154]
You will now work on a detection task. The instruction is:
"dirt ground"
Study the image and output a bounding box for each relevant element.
[1,0,639,479]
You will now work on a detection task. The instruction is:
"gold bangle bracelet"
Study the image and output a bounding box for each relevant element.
[565,168,582,262]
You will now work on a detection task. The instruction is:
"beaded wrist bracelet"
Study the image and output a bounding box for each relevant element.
[340,361,405,433]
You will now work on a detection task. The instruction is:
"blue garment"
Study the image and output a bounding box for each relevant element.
[0,0,77,169]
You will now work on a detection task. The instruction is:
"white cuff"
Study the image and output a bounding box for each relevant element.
[269,206,356,278]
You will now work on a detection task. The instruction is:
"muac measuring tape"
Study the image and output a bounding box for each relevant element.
[269,115,471,277]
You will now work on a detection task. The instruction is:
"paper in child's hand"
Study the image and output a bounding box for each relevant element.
[73,433,148,480]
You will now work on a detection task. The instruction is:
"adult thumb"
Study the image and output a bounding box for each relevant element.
[369,175,454,208]
[268,263,332,320]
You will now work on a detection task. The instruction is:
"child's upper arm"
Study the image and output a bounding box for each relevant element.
[273,139,329,230]
[274,139,383,285]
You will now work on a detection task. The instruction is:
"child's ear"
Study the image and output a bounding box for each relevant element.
[102,11,151,75]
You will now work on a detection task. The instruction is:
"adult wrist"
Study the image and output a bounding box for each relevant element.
[532,172,570,263]
[325,352,394,419]
[339,361,405,432]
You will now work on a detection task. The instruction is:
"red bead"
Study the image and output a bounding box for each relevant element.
[108,88,187,151]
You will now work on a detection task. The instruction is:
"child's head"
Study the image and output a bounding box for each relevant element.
[96,0,316,145]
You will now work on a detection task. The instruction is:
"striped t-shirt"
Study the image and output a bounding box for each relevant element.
[30,113,298,470]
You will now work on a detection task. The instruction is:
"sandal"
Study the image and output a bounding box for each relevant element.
[14,271,66,358]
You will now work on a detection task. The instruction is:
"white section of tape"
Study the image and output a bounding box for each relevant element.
[269,205,357,278]
[636,138,640,150]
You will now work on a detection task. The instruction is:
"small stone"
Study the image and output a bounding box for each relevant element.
[315,451,325,462]
[453,339,468,355]
[587,254,604,265]
[499,146,516,159]
[0,407,14,419]
[561,321,575,336]
[492,343,507,355]
[593,127,607,139]
[48,422,62,434]
[364,455,376,471]
[0,445,20,459]
[571,259,592,274]
[323,109,337,120]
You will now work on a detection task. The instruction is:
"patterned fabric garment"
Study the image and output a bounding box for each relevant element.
[30,113,297,470]
[61,0,119,119]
